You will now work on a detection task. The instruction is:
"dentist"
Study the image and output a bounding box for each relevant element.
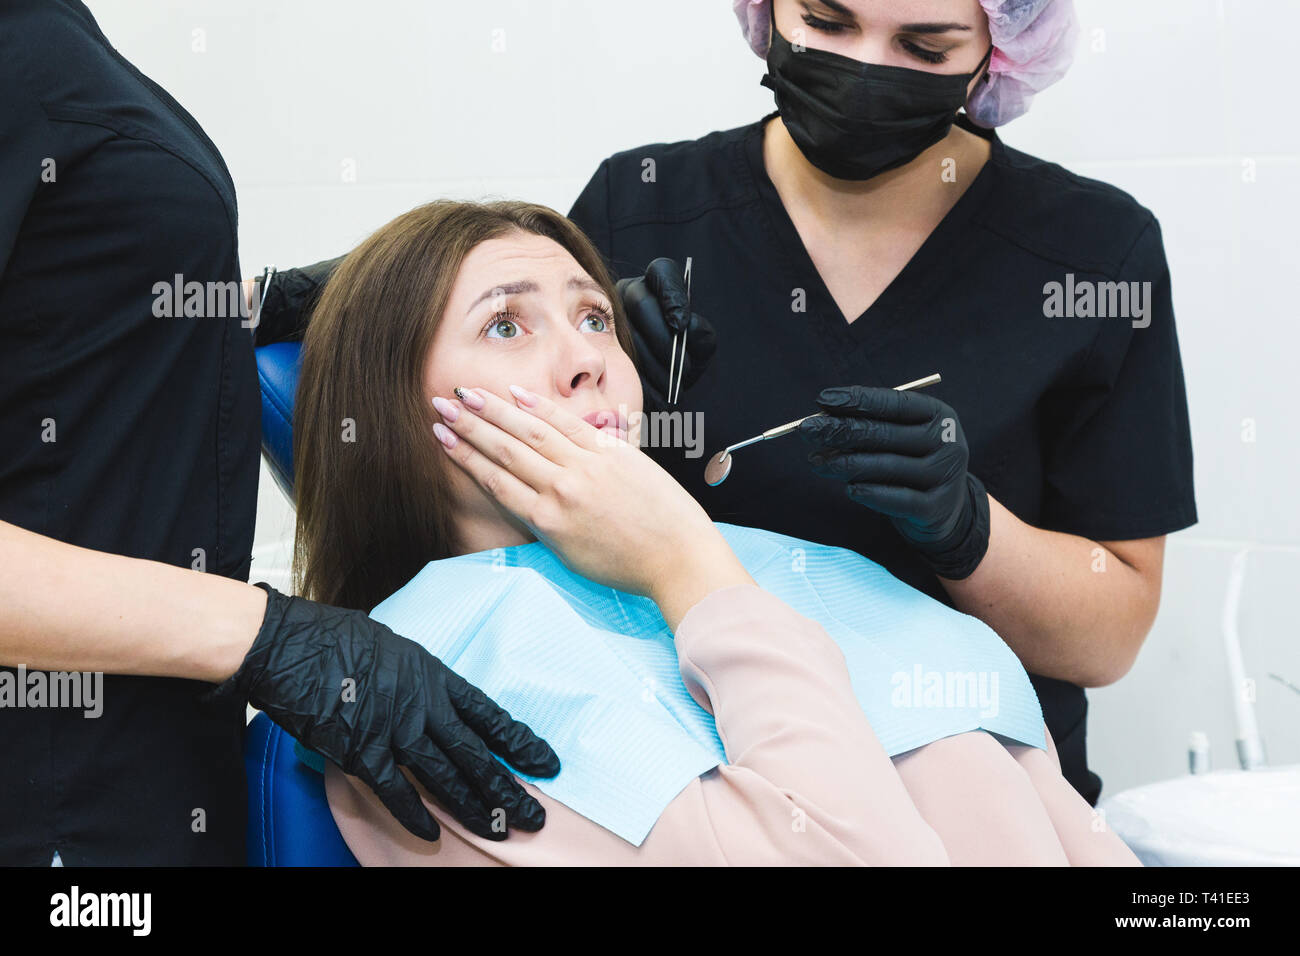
[0,0,557,865]
[565,0,1196,806]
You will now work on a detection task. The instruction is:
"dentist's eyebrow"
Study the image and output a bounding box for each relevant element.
[806,1,971,34]
[466,275,605,315]
[811,0,855,15]
[898,22,972,34]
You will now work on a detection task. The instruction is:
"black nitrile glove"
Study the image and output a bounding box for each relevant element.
[254,255,344,346]
[207,584,560,842]
[616,257,717,412]
[798,385,991,580]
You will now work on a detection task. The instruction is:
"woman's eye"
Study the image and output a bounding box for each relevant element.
[900,39,949,64]
[802,12,849,34]
[484,311,520,339]
[582,312,610,333]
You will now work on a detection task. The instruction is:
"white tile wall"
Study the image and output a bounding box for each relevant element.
[85,0,1299,797]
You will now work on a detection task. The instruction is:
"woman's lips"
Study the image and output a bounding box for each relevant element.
[583,408,629,441]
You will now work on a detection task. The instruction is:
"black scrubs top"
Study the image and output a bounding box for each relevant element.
[0,0,259,863]
[568,111,1197,805]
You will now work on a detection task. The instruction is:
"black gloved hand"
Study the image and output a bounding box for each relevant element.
[254,255,344,346]
[208,584,560,842]
[616,257,718,412]
[798,385,991,580]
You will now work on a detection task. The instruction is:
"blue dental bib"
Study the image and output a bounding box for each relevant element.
[369,523,1044,845]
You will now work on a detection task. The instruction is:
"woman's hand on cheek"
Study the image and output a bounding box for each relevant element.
[430,385,737,602]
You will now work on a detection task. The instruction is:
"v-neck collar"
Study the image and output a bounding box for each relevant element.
[742,110,1001,360]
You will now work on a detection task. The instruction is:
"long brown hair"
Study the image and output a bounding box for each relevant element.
[293,200,635,611]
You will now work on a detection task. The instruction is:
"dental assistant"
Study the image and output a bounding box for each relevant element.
[566,0,1196,804]
[0,0,556,864]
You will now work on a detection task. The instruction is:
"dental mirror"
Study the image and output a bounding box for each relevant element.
[704,373,942,487]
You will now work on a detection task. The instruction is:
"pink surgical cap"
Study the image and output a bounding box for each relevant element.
[732,0,1079,128]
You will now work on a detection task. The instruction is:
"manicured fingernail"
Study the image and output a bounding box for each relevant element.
[432,422,457,448]
[508,384,538,407]
[431,395,459,422]
[454,386,485,409]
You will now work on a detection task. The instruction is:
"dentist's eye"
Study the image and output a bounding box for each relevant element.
[802,12,850,35]
[483,310,521,339]
[900,38,950,64]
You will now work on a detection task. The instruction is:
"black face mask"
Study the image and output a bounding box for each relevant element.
[761,16,992,181]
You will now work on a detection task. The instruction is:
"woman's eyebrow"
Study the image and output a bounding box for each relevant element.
[569,275,605,297]
[467,280,537,315]
[466,276,604,315]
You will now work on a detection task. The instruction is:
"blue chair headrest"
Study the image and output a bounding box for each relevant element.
[244,712,359,866]
[256,342,302,499]
[249,343,361,865]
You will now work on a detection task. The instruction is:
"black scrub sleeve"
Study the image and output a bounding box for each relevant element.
[567,159,615,264]
[253,254,344,346]
[1038,215,1197,541]
[0,74,46,277]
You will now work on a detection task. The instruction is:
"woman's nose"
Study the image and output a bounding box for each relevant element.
[553,326,606,396]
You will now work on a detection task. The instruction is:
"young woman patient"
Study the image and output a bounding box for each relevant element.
[293,199,1140,866]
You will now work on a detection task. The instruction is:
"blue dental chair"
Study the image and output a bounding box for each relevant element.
[245,341,359,866]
